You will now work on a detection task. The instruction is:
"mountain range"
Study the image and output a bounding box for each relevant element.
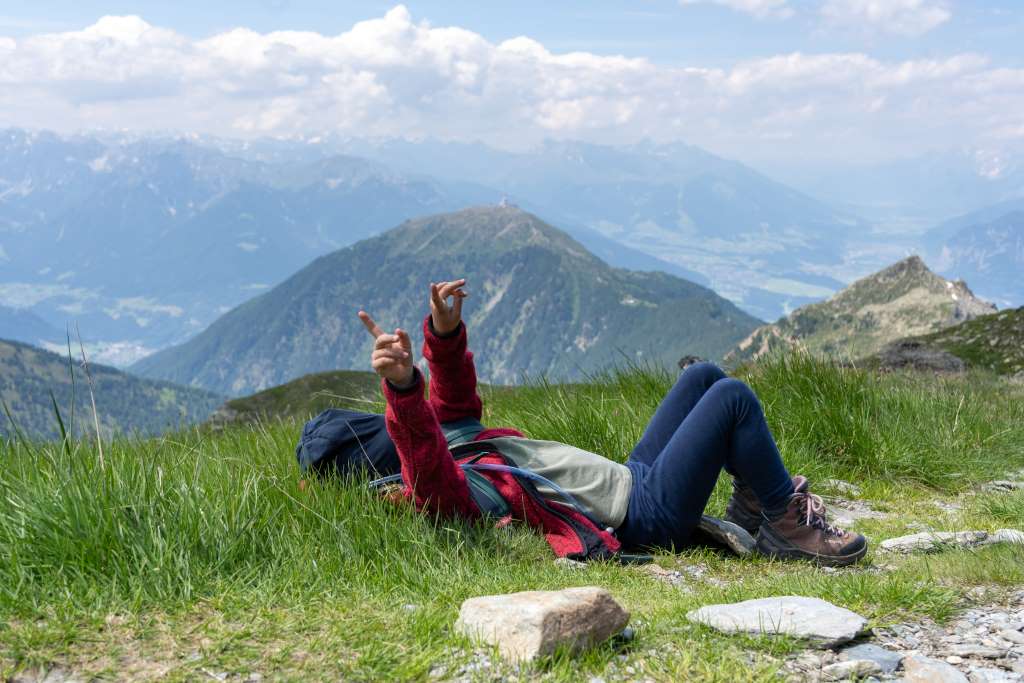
[133,206,761,395]
[1,129,881,368]
[725,256,996,364]
[927,207,1024,308]
[0,337,222,440]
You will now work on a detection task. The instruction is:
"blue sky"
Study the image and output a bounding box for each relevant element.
[1,1,1022,165]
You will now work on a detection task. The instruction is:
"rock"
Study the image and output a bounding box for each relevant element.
[999,629,1024,645]
[968,668,1017,682]
[839,643,904,675]
[640,563,688,588]
[948,644,1008,659]
[822,479,863,497]
[903,654,969,683]
[454,587,630,662]
[821,659,881,680]
[988,529,1024,545]
[825,498,889,528]
[691,515,757,556]
[981,481,1024,493]
[947,656,965,664]
[686,596,868,648]
[880,531,990,553]
[876,340,966,373]
[554,557,588,571]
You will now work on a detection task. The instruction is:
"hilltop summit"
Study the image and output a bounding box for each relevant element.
[726,255,995,364]
[134,206,760,394]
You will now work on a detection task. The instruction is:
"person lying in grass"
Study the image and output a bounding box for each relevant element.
[355,278,867,567]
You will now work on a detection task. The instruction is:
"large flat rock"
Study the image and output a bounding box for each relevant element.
[686,596,868,648]
[454,586,629,662]
[880,529,1024,553]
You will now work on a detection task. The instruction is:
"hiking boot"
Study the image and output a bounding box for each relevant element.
[724,475,806,535]
[755,480,868,567]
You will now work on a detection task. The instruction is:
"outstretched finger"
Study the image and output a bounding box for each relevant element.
[438,279,466,300]
[358,310,385,338]
[430,282,446,311]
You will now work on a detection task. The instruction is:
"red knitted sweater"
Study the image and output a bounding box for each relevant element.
[381,316,622,559]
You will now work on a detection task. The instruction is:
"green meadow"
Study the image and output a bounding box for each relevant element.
[2,355,1023,681]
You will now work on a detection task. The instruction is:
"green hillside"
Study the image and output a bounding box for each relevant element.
[135,206,761,395]
[208,369,382,427]
[871,306,1024,376]
[3,357,1024,680]
[0,338,223,440]
[726,255,996,364]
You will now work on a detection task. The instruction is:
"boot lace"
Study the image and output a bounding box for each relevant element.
[794,491,846,537]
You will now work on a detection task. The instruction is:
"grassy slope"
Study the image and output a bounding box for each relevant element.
[890,306,1024,375]
[0,338,224,441]
[208,370,381,428]
[1,356,1023,681]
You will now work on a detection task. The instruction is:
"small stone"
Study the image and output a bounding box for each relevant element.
[949,645,1007,659]
[686,596,868,648]
[947,656,965,664]
[968,668,1016,683]
[822,479,863,497]
[553,557,587,570]
[904,654,969,683]
[981,481,1024,493]
[1001,629,1024,645]
[821,659,881,680]
[840,643,904,675]
[455,586,630,662]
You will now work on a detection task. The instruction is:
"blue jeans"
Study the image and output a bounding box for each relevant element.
[615,363,795,550]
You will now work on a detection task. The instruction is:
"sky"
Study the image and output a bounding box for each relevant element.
[1,1,1023,166]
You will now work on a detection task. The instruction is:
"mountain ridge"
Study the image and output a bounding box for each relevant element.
[134,206,761,395]
[0,337,223,440]
[725,255,996,364]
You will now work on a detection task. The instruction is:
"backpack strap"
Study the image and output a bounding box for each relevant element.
[440,417,485,447]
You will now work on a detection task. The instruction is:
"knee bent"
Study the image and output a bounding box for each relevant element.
[707,377,759,407]
[680,361,726,387]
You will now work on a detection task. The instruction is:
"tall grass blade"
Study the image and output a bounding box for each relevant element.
[49,389,71,458]
[75,323,104,468]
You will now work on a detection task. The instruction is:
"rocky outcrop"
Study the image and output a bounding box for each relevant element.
[726,256,995,365]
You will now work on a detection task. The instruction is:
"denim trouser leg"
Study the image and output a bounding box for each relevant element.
[617,363,794,550]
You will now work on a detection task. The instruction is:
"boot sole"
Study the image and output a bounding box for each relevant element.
[755,523,868,568]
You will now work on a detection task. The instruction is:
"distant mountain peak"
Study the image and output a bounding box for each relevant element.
[134,207,760,394]
[727,256,995,364]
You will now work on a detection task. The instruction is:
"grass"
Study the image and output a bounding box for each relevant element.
[1,354,1023,681]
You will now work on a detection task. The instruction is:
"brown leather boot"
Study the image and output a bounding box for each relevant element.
[724,475,806,535]
[755,480,867,567]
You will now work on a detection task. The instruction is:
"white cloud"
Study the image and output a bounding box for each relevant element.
[821,0,951,36]
[0,5,1020,165]
[679,0,793,19]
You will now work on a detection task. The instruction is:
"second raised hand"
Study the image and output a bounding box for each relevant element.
[430,279,468,335]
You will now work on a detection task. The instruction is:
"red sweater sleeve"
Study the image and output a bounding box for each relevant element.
[421,316,483,424]
[382,369,478,519]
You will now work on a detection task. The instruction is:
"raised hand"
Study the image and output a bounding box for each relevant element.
[430,279,468,336]
[358,310,415,388]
